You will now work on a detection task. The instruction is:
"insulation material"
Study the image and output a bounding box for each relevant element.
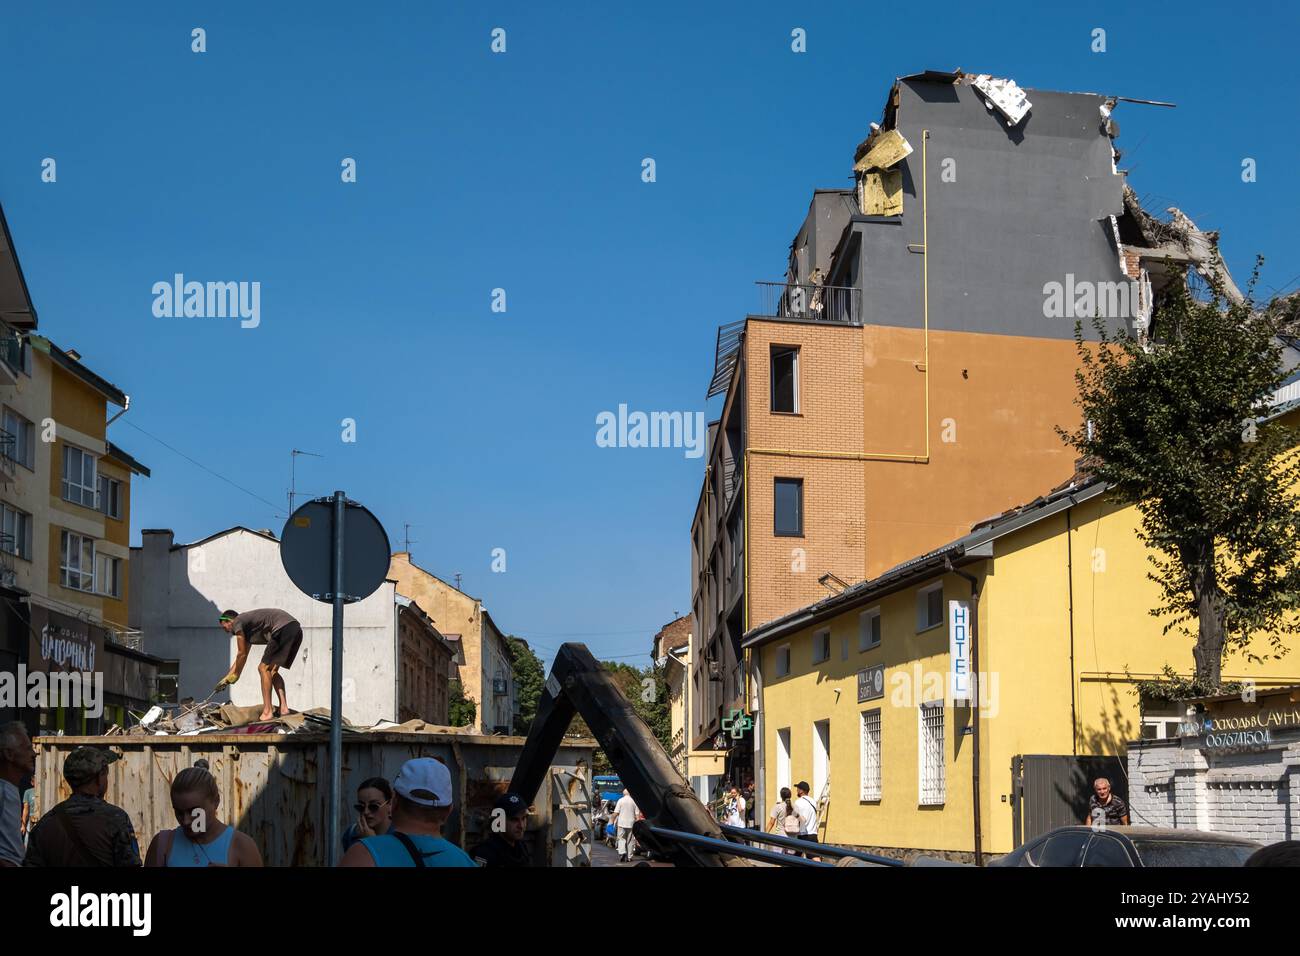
[859,169,903,216]
[854,128,913,172]
[969,74,1032,126]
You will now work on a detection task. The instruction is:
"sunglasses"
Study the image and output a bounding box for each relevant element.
[354,800,389,813]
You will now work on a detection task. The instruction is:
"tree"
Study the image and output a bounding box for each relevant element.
[1063,264,1300,691]
[562,659,672,773]
[447,679,477,728]
[505,636,544,735]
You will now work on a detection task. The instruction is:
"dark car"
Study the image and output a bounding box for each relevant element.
[989,826,1261,867]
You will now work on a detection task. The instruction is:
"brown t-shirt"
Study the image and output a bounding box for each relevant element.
[231,608,297,645]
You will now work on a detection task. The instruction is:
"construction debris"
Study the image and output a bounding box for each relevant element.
[968,73,1032,126]
[122,700,474,737]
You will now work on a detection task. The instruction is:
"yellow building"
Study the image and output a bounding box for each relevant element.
[745,411,1300,860]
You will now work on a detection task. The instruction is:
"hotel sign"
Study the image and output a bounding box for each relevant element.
[858,664,884,703]
[948,600,972,703]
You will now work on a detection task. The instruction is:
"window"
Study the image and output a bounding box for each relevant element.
[0,503,32,560]
[812,719,830,806]
[917,582,944,631]
[62,445,98,508]
[918,700,945,805]
[860,709,882,801]
[98,475,123,519]
[812,628,830,664]
[770,346,799,413]
[1083,834,1133,867]
[96,553,123,598]
[774,645,791,677]
[859,608,881,651]
[1,408,34,470]
[1035,832,1088,867]
[774,478,803,536]
[60,530,96,591]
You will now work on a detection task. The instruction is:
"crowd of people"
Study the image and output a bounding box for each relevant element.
[0,721,537,868]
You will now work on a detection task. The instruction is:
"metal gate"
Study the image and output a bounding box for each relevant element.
[1011,754,1126,848]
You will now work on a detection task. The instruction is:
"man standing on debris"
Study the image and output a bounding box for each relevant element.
[470,792,532,867]
[338,758,476,867]
[217,608,305,721]
[24,746,141,866]
[0,722,35,867]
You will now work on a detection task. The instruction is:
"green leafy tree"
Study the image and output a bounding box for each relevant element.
[563,659,672,773]
[447,679,477,728]
[1063,264,1300,691]
[505,636,544,735]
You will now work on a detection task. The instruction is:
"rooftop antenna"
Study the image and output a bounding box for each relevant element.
[289,449,323,514]
[454,572,463,591]
[403,522,418,555]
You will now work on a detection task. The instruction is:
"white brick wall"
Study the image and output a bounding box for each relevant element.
[1127,739,1298,843]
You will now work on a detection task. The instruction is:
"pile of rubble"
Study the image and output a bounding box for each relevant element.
[110,701,473,737]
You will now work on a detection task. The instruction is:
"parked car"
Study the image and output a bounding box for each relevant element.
[988,826,1261,867]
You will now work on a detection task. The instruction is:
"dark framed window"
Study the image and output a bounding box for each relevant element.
[770,346,799,413]
[774,478,803,536]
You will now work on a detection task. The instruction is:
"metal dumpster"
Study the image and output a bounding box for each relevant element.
[35,732,597,867]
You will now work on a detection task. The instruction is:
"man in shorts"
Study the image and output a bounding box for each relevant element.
[217,609,305,721]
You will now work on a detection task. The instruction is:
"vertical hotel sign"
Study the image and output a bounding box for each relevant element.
[948,600,972,703]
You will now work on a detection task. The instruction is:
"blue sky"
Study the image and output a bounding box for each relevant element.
[2,1,1297,669]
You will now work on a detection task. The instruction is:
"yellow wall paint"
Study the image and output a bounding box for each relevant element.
[759,479,1300,856]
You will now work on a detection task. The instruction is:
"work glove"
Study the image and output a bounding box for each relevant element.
[215,673,237,691]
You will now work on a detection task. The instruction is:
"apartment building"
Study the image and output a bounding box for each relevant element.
[0,203,159,734]
[387,552,518,734]
[690,70,1167,775]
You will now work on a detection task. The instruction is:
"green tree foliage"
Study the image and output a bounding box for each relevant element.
[447,679,477,728]
[505,636,544,735]
[564,659,672,774]
[1064,264,1300,690]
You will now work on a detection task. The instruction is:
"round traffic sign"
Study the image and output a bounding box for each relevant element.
[280,495,391,604]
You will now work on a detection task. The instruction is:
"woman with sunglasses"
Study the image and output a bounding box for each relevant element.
[342,777,394,852]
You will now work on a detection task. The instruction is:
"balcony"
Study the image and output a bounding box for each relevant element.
[755,281,862,326]
[0,322,23,384]
[0,429,15,486]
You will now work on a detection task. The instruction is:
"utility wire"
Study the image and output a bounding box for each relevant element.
[119,419,283,515]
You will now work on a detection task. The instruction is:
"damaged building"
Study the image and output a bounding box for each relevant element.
[687,69,1248,798]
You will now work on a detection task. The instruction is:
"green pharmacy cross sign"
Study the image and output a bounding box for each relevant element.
[722,709,754,739]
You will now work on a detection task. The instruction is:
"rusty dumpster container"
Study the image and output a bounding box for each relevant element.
[34,732,598,867]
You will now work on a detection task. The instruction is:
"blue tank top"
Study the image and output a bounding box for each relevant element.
[166,824,236,867]
[359,832,476,867]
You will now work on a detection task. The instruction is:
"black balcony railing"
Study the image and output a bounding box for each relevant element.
[756,281,862,326]
[0,323,23,374]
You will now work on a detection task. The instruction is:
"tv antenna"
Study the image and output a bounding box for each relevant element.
[289,449,323,514]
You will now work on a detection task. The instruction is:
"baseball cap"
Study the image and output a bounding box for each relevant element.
[393,757,453,807]
[493,792,528,819]
[64,747,121,786]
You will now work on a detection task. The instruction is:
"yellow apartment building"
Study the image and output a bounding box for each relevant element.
[745,407,1300,860]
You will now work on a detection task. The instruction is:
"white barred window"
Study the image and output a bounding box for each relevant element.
[918,701,945,806]
[860,709,881,801]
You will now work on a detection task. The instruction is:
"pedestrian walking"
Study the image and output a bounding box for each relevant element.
[767,786,802,852]
[613,788,639,862]
[793,781,820,848]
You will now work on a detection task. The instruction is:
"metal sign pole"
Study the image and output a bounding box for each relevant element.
[327,490,346,866]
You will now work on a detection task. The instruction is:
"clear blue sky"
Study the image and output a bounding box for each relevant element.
[2,1,1297,669]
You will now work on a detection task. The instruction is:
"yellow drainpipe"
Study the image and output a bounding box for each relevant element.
[742,129,933,708]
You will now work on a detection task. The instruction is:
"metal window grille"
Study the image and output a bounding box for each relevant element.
[919,701,945,805]
[860,709,882,801]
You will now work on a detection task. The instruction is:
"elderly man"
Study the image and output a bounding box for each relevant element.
[24,746,141,866]
[339,758,475,867]
[1083,777,1130,828]
[0,722,35,866]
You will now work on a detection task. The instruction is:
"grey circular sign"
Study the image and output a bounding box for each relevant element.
[280,496,391,604]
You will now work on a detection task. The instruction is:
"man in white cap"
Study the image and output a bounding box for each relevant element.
[339,758,475,867]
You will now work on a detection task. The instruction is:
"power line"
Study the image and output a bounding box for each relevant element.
[119,419,283,515]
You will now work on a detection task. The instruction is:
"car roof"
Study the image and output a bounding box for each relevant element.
[1046,826,1261,846]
